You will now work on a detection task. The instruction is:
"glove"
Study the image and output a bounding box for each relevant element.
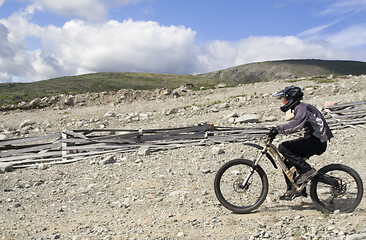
[269,127,279,138]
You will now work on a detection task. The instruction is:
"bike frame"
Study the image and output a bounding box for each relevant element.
[245,136,302,191]
[241,135,342,194]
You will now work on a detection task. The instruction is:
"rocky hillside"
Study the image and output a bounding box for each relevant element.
[2,59,366,109]
[0,75,366,239]
[199,59,366,83]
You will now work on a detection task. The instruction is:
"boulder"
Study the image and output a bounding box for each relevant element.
[235,114,260,123]
[138,146,151,156]
[0,163,13,173]
[324,101,337,108]
[29,98,41,108]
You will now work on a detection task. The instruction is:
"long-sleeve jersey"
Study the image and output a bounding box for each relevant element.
[277,102,333,142]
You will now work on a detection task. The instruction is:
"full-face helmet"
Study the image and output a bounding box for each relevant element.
[272,86,303,112]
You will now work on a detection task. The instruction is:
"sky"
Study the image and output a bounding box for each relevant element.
[1,0,366,83]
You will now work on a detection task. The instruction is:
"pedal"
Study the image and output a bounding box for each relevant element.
[297,184,308,197]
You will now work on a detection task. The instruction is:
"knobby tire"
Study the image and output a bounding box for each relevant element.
[214,159,268,214]
[310,164,363,213]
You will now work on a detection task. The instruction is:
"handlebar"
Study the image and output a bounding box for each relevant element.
[267,127,279,142]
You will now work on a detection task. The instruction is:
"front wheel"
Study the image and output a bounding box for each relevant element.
[310,164,364,213]
[214,159,268,213]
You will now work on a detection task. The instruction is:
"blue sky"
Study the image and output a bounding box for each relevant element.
[1,0,366,83]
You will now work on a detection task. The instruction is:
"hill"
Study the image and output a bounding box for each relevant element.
[0,73,230,107]
[1,59,366,107]
[199,59,366,83]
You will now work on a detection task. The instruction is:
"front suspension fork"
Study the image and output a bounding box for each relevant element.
[240,147,267,188]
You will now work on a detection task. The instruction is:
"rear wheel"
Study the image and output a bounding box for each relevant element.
[310,164,363,213]
[214,159,268,213]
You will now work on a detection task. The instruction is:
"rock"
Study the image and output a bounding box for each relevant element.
[164,108,178,115]
[173,92,180,98]
[262,116,278,122]
[223,112,239,119]
[38,163,49,170]
[235,114,260,123]
[75,121,85,127]
[212,146,225,155]
[216,83,226,88]
[0,163,13,173]
[138,146,151,156]
[346,233,366,240]
[211,107,219,112]
[163,89,172,95]
[104,111,116,117]
[29,98,41,107]
[100,156,116,165]
[200,168,211,174]
[168,190,189,197]
[64,95,75,105]
[20,119,36,128]
[220,102,230,109]
[324,101,337,108]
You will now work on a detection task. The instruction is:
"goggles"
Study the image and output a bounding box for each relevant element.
[281,97,288,104]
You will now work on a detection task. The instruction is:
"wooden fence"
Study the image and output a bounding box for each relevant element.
[0,100,365,169]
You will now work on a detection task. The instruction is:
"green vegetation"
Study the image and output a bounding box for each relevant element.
[1,59,365,107]
[0,72,235,106]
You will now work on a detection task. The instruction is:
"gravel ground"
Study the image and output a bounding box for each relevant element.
[1,76,366,240]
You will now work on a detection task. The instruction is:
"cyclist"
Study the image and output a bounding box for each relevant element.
[270,86,334,200]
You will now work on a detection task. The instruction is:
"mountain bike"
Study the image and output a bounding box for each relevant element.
[214,133,364,214]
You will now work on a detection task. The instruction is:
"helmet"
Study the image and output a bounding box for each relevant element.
[272,86,303,112]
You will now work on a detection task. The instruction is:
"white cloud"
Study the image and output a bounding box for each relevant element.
[1,11,365,82]
[0,0,4,8]
[324,24,366,48]
[196,36,351,73]
[321,0,366,15]
[29,0,107,22]
[28,0,149,22]
[41,19,196,74]
[0,14,198,82]
[297,22,336,39]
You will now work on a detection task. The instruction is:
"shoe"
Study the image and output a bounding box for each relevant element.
[279,189,300,201]
[295,168,317,185]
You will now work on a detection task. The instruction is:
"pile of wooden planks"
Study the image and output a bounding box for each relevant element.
[324,100,366,129]
[0,124,268,169]
[1,100,365,169]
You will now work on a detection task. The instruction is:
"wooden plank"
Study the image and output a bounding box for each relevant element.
[141,124,211,137]
[0,140,62,151]
[0,133,61,147]
[13,158,83,168]
[2,117,365,169]
[86,132,139,142]
[63,144,134,151]
[328,113,366,119]
[62,132,68,160]
[64,130,89,139]
[140,133,205,142]
[62,146,140,159]
[9,157,64,166]
[0,151,62,162]
[140,124,212,133]
[325,101,366,110]
[72,128,138,133]
[328,107,366,114]
[0,142,61,157]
